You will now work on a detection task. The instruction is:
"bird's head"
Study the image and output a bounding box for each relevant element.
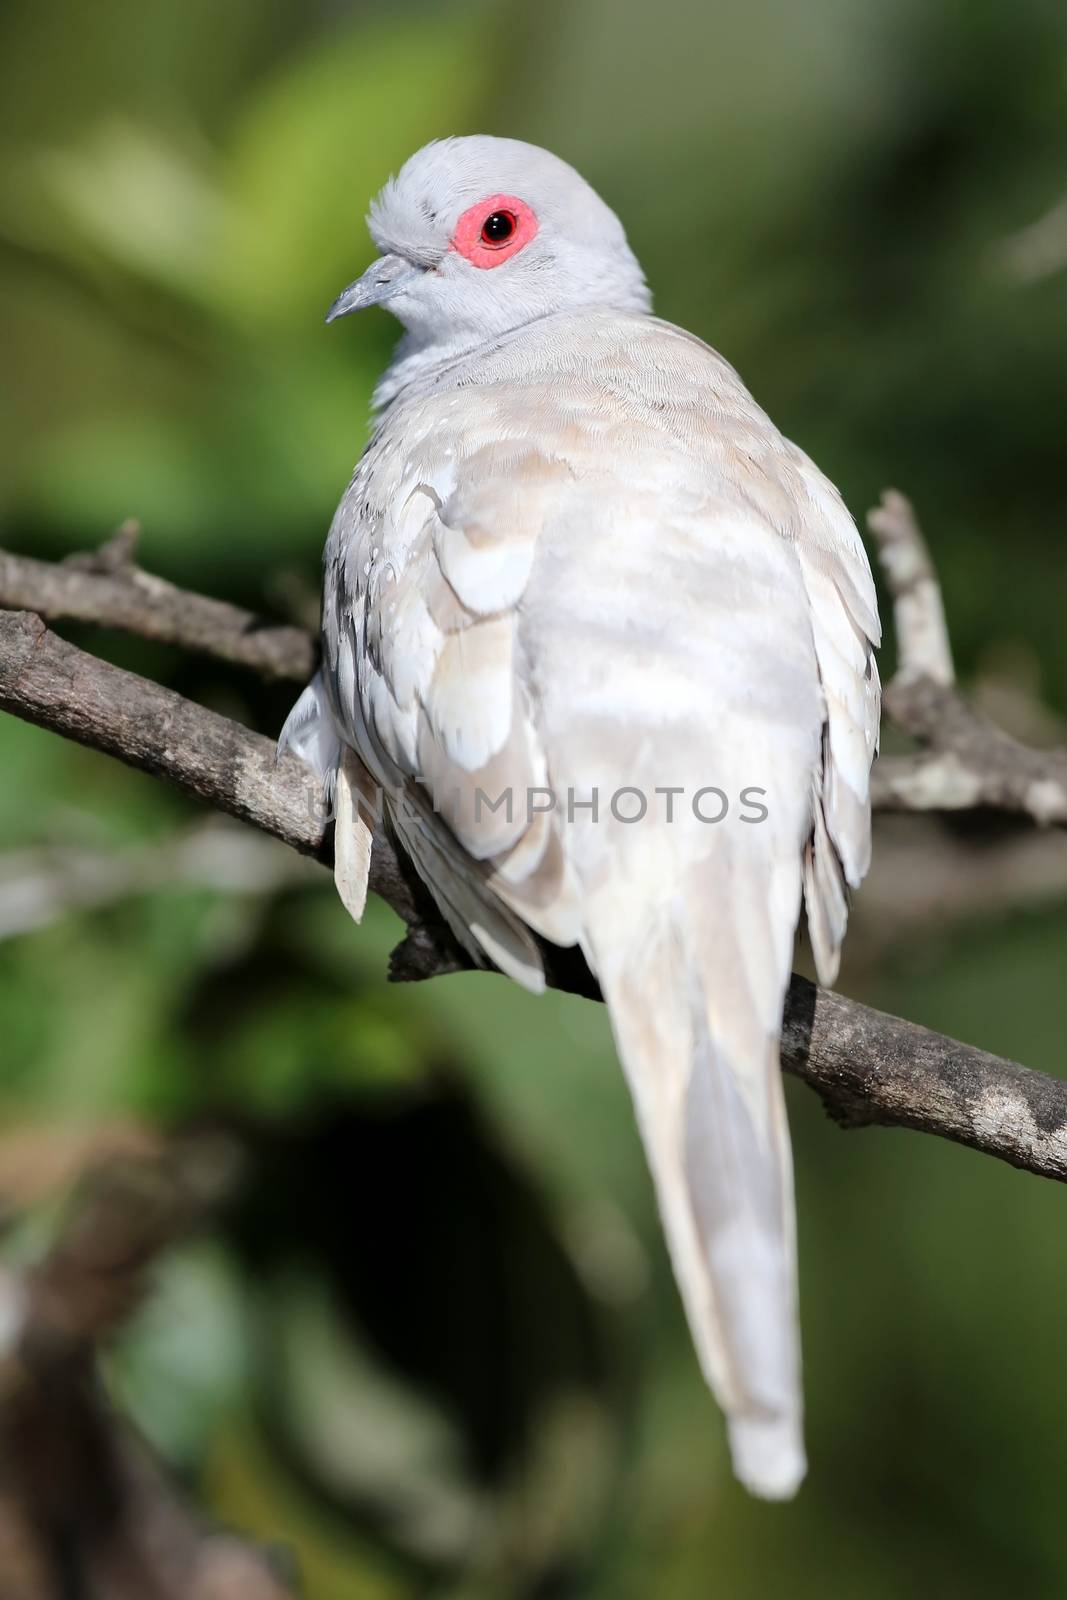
[326,136,651,356]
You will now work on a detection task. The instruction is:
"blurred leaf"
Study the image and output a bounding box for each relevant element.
[5,118,228,302]
[216,9,493,328]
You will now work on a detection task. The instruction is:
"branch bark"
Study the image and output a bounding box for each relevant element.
[2,606,1066,1185]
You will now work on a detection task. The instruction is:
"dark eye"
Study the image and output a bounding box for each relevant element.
[480,210,517,246]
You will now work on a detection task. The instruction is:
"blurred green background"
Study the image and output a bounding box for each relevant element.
[2,0,1067,1594]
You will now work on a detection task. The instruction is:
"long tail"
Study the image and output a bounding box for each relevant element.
[586,853,805,1499]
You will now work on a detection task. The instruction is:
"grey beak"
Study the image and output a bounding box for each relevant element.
[325,254,426,323]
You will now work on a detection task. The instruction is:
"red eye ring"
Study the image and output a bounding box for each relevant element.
[452,194,538,269]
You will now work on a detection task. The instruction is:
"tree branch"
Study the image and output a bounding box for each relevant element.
[867,490,1067,825]
[2,606,1066,1185]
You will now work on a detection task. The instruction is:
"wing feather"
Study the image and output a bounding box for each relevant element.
[786,449,881,978]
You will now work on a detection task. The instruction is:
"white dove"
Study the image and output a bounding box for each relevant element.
[281,136,880,1499]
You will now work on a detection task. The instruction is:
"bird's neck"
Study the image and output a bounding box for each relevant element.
[372,278,654,413]
[371,326,495,414]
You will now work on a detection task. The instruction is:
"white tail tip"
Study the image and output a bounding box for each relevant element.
[729,1414,807,1500]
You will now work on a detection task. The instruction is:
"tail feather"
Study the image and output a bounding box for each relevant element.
[587,856,806,1499]
[683,1012,804,1496]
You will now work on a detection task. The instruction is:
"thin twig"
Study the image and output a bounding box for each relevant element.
[2,606,1066,1184]
[0,821,314,940]
[0,536,315,684]
[852,820,1067,958]
[868,488,954,686]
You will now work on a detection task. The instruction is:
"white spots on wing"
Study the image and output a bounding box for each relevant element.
[427,615,515,770]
